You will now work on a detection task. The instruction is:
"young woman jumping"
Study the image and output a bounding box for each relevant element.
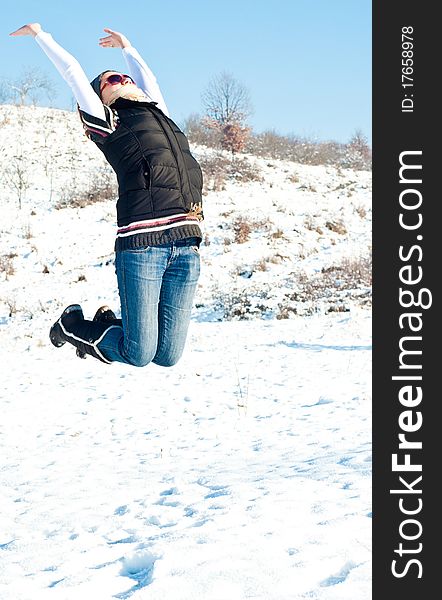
[10,23,204,367]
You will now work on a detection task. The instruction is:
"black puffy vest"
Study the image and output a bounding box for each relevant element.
[98,98,203,228]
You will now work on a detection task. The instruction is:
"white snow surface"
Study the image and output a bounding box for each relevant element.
[0,105,371,599]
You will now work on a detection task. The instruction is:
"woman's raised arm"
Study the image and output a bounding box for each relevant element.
[99,27,170,116]
[10,23,106,121]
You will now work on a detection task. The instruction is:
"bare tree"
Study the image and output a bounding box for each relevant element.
[201,71,253,126]
[348,129,371,159]
[8,67,56,106]
[0,78,12,104]
[3,156,31,210]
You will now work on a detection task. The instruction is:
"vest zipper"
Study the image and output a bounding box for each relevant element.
[149,109,188,199]
[166,120,197,205]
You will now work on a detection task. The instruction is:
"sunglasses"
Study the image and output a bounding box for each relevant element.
[100,73,135,91]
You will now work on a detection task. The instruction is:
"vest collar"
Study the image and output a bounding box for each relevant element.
[110,97,159,111]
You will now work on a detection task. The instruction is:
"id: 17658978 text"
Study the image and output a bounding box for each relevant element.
[401,26,414,113]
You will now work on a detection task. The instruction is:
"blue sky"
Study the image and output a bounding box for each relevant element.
[2,0,371,143]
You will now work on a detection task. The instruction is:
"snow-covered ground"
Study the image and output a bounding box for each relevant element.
[0,105,372,599]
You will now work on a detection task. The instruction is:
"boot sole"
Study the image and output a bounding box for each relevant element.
[49,322,65,347]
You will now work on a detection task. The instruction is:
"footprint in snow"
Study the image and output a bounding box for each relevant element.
[320,561,358,587]
[0,540,15,550]
[195,479,231,500]
[114,505,129,516]
[114,550,158,599]
[48,578,65,588]
[302,397,334,408]
[159,487,179,497]
[146,515,177,529]
[154,487,181,507]
[204,487,230,500]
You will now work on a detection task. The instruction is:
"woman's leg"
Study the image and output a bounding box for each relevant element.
[153,243,201,367]
[97,247,168,366]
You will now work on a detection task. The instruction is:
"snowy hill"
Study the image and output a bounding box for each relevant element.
[0,105,371,600]
[0,104,371,326]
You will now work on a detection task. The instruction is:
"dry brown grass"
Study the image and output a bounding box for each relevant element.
[325,220,347,235]
[0,253,17,280]
[232,215,272,244]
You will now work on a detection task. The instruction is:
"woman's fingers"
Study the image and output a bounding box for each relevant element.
[10,23,41,37]
[10,25,31,36]
[99,29,122,48]
[99,27,130,49]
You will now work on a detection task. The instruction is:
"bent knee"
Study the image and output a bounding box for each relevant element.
[126,348,156,368]
[130,357,153,368]
[153,353,182,367]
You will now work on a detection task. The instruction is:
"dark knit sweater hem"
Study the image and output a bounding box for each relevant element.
[114,223,202,252]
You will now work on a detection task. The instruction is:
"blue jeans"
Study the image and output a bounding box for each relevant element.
[97,238,200,367]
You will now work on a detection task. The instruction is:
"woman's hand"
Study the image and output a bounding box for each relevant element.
[9,23,42,38]
[99,28,131,49]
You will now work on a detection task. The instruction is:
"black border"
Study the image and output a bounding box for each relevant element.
[373,2,437,597]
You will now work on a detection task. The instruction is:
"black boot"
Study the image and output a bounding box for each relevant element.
[49,304,83,348]
[78,306,123,360]
[49,304,119,364]
[93,305,123,327]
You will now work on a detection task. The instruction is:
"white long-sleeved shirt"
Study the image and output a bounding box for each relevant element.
[35,30,169,119]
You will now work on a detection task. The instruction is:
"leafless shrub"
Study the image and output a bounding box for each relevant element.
[214,285,272,320]
[232,215,271,244]
[354,204,367,218]
[233,217,251,244]
[254,259,268,272]
[185,112,371,169]
[3,156,31,209]
[243,129,371,170]
[269,228,288,241]
[325,220,347,235]
[231,158,263,183]
[277,252,372,317]
[182,113,221,147]
[345,130,372,170]
[304,216,323,234]
[323,255,372,287]
[288,173,300,183]
[5,297,18,316]
[22,223,33,239]
[276,304,298,319]
[0,112,11,126]
[55,170,117,209]
[0,253,17,280]
[199,153,263,194]
[268,253,286,264]
[199,153,230,193]
[234,258,268,278]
